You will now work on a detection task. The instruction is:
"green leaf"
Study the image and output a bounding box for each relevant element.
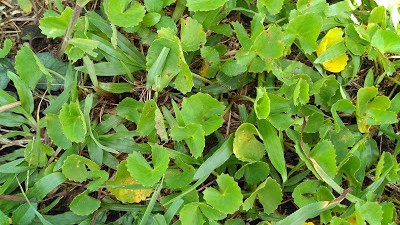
[126,144,170,187]
[15,46,45,90]
[36,52,69,91]
[311,140,337,178]
[24,141,55,167]
[0,38,12,58]
[293,180,322,207]
[233,123,265,162]
[7,71,34,114]
[293,78,310,106]
[259,0,284,15]
[98,82,134,93]
[371,29,400,54]
[186,0,229,12]
[154,107,168,141]
[59,101,87,143]
[356,87,398,133]
[355,202,383,225]
[146,29,182,92]
[45,114,72,149]
[181,17,206,52]
[142,12,161,27]
[203,174,243,214]
[107,160,153,203]
[27,172,66,200]
[0,210,9,225]
[286,13,322,54]
[257,120,287,181]
[221,59,247,77]
[170,124,206,158]
[144,0,163,12]
[0,58,12,89]
[235,161,270,185]
[179,203,205,225]
[107,0,146,28]
[194,135,233,180]
[253,25,285,60]
[65,38,99,62]
[137,100,157,136]
[165,158,195,189]
[254,87,270,120]
[242,178,282,214]
[147,47,171,92]
[62,154,100,182]
[39,7,73,38]
[180,93,225,135]
[116,97,144,124]
[17,0,32,12]
[69,191,101,216]
[12,203,36,225]
[275,201,339,225]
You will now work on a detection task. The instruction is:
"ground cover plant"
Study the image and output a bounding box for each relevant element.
[0,0,399,224]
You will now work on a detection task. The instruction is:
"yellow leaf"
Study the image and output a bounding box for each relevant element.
[316,27,348,73]
[107,160,153,203]
[303,222,315,225]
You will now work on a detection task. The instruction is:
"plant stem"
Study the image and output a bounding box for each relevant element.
[57,4,82,58]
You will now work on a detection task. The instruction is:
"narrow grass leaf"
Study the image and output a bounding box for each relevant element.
[257,119,287,182]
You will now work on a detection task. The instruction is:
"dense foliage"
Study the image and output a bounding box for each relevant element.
[0,0,399,224]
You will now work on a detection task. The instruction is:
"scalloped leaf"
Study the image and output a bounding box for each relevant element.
[59,101,87,143]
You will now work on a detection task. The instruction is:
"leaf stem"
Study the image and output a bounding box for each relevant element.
[57,4,83,58]
[192,73,212,84]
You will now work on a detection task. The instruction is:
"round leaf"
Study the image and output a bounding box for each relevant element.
[180,93,225,135]
[69,191,101,216]
[233,123,265,162]
[203,174,243,214]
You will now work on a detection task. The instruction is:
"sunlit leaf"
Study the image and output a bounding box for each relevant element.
[39,7,73,38]
[181,17,206,52]
[107,160,153,203]
[316,27,348,73]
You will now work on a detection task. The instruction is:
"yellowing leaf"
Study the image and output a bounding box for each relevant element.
[316,28,348,73]
[107,161,153,203]
[303,222,315,225]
